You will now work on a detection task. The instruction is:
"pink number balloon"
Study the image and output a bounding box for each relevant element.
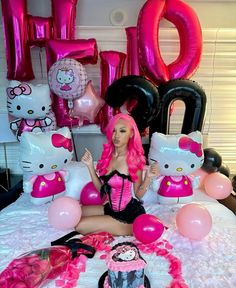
[48,196,82,230]
[137,0,202,84]
[176,203,212,240]
[204,172,232,200]
[80,182,103,206]
[133,214,165,244]
[125,27,140,76]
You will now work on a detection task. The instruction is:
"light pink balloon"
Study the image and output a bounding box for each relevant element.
[176,203,212,240]
[204,172,232,200]
[70,81,104,126]
[133,214,165,244]
[48,196,82,230]
[80,182,103,206]
[192,168,209,189]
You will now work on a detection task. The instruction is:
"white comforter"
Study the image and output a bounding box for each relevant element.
[0,190,236,287]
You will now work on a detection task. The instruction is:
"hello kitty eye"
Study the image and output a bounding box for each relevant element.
[39,164,44,168]
[164,164,169,169]
[191,164,195,168]
[17,105,21,110]
[64,159,68,164]
[42,106,45,111]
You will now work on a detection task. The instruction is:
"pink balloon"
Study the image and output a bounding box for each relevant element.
[70,81,104,126]
[48,196,82,230]
[137,0,202,84]
[176,203,212,240]
[80,182,103,206]
[95,51,126,133]
[125,27,141,76]
[192,168,209,189]
[28,16,52,47]
[133,214,164,244]
[204,172,232,200]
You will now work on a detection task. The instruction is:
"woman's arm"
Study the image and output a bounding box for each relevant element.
[134,163,159,199]
[81,148,102,191]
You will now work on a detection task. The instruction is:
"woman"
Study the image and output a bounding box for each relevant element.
[75,113,157,236]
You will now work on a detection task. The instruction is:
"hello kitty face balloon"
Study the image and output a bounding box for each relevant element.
[149,131,204,204]
[7,80,53,140]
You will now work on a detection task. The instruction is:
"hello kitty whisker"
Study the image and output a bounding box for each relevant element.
[7,101,12,104]
[150,158,157,162]
[22,161,32,163]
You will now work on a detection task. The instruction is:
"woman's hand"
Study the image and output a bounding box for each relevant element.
[81,148,93,168]
[146,162,159,178]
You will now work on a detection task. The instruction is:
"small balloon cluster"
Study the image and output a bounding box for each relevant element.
[193,148,232,199]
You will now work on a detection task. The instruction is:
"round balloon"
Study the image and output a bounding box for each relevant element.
[132,214,164,244]
[202,148,222,173]
[48,58,87,101]
[204,172,232,200]
[48,196,82,230]
[217,162,230,178]
[176,203,212,240]
[80,181,103,205]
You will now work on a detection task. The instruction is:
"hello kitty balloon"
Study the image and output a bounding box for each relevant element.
[20,127,73,205]
[148,131,204,204]
[7,80,53,140]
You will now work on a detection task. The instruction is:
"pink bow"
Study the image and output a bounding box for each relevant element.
[179,136,202,157]
[7,83,32,99]
[51,134,72,152]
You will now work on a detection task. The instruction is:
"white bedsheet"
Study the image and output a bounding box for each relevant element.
[0,191,236,287]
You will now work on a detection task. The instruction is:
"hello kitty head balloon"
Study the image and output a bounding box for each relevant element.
[148,131,204,204]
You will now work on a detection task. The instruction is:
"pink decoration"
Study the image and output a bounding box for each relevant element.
[95,51,126,133]
[45,39,98,128]
[48,58,88,103]
[1,0,78,81]
[80,181,103,206]
[137,0,202,84]
[70,81,105,126]
[179,136,203,157]
[48,196,82,230]
[51,134,73,152]
[125,27,140,75]
[132,214,165,244]
[192,168,209,189]
[176,203,212,240]
[204,172,232,200]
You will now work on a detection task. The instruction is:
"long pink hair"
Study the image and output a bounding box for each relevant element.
[96,114,146,181]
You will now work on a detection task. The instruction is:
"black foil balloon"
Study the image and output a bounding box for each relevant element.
[149,79,207,136]
[232,175,236,192]
[218,162,230,178]
[202,148,222,173]
[105,75,160,132]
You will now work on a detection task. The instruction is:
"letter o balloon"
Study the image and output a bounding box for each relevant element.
[137,0,202,84]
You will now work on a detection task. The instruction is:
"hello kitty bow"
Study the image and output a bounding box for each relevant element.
[7,83,32,99]
[51,134,73,152]
[179,136,203,157]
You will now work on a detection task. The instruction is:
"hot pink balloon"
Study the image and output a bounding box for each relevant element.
[70,81,104,126]
[176,203,212,240]
[137,0,202,84]
[133,214,165,244]
[125,27,140,76]
[80,182,103,206]
[204,172,232,200]
[95,51,126,133]
[192,168,209,190]
[48,196,82,230]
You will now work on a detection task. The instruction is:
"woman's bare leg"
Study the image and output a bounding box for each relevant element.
[75,215,132,236]
[81,205,104,217]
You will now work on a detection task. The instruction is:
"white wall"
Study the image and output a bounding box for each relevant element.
[0,0,236,175]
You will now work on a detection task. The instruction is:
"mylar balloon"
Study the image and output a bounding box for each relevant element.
[176,203,212,240]
[48,58,87,105]
[48,196,82,230]
[105,75,160,132]
[202,148,222,173]
[132,214,164,244]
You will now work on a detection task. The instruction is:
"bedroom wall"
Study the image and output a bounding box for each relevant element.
[0,0,236,175]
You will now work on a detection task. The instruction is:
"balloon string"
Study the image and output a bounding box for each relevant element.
[39,47,44,79]
[71,125,78,162]
[205,28,220,136]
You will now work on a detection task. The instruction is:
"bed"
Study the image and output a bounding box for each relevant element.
[0,186,236,288]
